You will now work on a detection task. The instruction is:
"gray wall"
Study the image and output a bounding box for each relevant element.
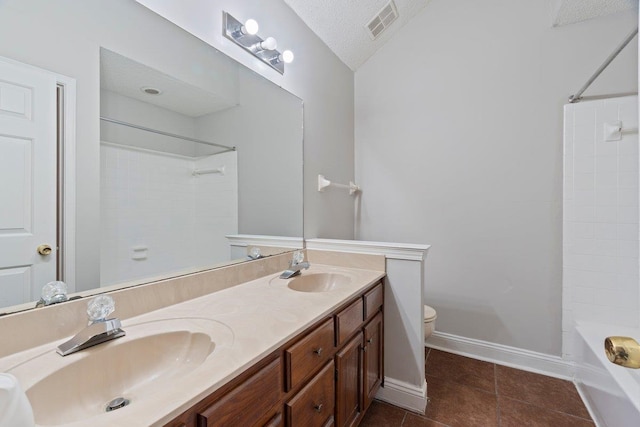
[0,0,354,289]
[355,0,638,356]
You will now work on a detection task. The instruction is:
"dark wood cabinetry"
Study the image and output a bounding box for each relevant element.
[335,331,363,427]
[285,318,335,391]
[165,280,384,427]
[363,284,383,320]
[263,411,285,427]
[286,360,335,426]
[336,299,364,346]
[334,283,384,427]
[363,312,383,411]
[196,357,282,427]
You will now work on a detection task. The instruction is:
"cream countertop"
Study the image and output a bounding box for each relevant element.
[0,263,385,427]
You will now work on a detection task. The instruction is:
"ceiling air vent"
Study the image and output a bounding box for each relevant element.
[366,1,399,40]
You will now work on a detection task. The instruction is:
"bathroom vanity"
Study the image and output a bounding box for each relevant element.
[0,251,386,427]
[166,280,383,427]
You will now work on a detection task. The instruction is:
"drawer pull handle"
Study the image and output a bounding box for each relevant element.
[313,347,323,356]
[367,338,374,344]
[313,403,324,413]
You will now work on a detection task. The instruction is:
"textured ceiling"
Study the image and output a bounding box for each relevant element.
[282,0,431,71]
[552,0,637,26]
[100,49,235,117]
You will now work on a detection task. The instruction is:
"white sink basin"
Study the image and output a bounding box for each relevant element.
[8,318,233,426]
[287,272,352,292]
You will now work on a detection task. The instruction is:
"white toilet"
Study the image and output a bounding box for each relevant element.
[424,305,437,341]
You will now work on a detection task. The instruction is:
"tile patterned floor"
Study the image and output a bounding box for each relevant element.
[360,348,594,427]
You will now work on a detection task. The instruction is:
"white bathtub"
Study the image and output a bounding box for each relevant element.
[575,322,640,426]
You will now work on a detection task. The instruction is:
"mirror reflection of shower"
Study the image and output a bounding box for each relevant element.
[99,49,239,286]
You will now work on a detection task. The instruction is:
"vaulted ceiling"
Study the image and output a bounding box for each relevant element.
[283,0,638,71]
[282,0,432,71]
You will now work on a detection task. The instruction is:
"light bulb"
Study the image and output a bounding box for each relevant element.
[280,50,294,64]
[259,37,277,51]
[242,19,259,35]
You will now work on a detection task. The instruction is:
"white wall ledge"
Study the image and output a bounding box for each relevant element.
[305,238,430,261]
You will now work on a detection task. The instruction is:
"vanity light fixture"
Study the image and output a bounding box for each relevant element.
[223,11,293,74]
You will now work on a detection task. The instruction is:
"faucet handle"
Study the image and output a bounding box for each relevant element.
[87,295,116,323]
[38,281,68,306]
[292,250,304,266]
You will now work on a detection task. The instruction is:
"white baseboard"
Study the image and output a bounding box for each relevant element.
[426,331,574,380]
[375,377,428,414]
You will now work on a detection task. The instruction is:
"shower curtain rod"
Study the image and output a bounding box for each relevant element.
[100,116,236,152]
[569,27,638,103]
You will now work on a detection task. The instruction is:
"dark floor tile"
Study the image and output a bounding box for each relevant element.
[403,413,451,427]
[424,375,498,427]
[359,400,406,427]
[425,349,496,393]
[499,396,594,427]
[495,365,590,419]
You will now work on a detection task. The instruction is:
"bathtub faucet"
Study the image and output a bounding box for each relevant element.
[604,336,640,369]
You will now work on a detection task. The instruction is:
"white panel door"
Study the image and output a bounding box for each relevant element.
[0,59,57,307]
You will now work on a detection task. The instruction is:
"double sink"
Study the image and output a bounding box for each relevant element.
[3,266,363,426]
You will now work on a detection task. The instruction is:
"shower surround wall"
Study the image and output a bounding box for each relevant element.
[100,145,237,286]
[562,95,639,358]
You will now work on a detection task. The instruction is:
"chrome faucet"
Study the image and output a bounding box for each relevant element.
[280,250,310,279]
[56,295,125,356]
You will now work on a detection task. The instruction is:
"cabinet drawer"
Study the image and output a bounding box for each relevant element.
[197,358,282,427]
[363,283,383,320]
[286,360,335,427]
[335,299,364,346]
[285,318,335,390]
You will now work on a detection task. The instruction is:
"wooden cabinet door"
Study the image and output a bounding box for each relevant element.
[363,312,383,411]
[335,331,363,427]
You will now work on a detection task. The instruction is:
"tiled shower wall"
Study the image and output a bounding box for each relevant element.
[100,144,237,286]
[562,95,639,359]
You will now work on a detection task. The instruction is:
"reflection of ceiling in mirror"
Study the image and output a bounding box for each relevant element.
[100,49,237,117]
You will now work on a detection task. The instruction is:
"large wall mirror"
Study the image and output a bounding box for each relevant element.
[0,1,303,315]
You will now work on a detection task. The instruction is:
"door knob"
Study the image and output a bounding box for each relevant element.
[37,244,52,256]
